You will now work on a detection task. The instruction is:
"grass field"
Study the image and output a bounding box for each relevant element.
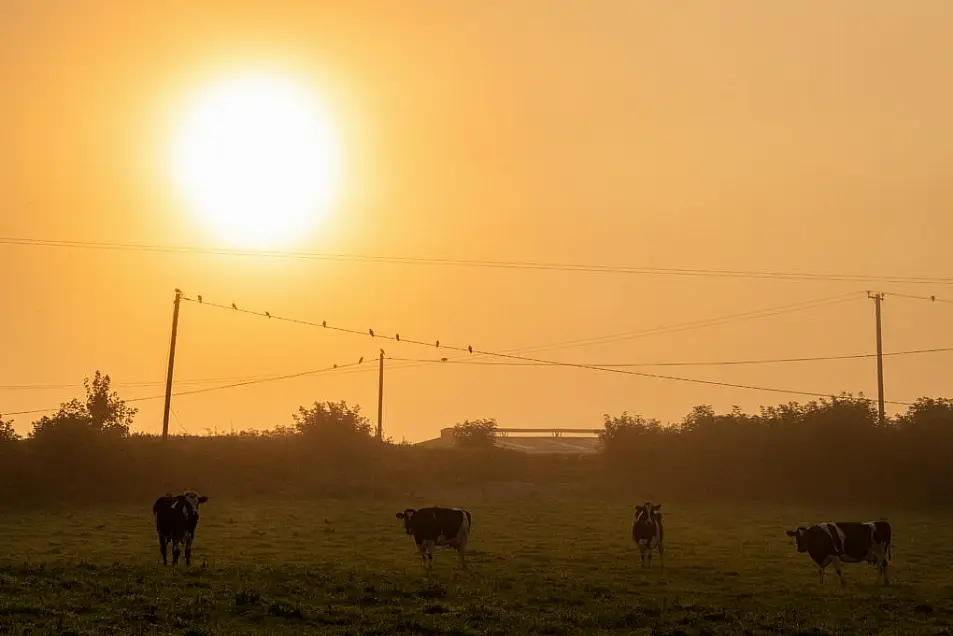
[2,494,952,635]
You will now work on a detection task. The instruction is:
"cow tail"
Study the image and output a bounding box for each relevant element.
[465,510,472,531]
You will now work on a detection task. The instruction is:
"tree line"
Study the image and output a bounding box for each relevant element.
[2,371,952,508]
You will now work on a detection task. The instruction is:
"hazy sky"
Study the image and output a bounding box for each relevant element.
[2,1,952,441]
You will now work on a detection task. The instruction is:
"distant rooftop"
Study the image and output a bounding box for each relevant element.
[415,427,602,455]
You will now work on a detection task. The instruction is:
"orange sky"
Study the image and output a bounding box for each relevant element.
[2,1,952,441]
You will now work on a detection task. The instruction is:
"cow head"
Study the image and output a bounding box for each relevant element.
[182,491,209,513]
[635,502,662,525]
[395,509,417,535]
[786,527,809,552]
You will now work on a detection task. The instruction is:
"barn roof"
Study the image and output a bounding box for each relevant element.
[415,427,602,455]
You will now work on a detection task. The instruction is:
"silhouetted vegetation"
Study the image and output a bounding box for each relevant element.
[0,415,17,443]
[3,372,953,509]
[452,418,498,450]
[30,371,137,442]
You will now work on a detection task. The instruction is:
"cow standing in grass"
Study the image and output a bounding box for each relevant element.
[153,491,208,568]
[632,502,664,569]
[396,507,471,570]
[786,520,892,586]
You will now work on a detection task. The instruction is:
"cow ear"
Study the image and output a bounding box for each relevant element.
[652,504,662,511]
[198,496,208,504]
[785,530,797,537]
[396,512,405,519]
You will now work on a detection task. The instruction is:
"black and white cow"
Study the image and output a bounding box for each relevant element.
[152,491,208,568]
[395,506,472,570]
[632,502,664,569]
[786,520,892,586]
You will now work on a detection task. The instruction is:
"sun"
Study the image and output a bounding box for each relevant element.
[172,74,341,249]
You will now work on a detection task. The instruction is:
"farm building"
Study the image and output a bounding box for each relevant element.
[415,427,601,455]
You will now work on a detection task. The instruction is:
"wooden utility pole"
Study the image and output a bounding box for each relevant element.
[376,350,384,440]
[868,291,886,425]
[162,289,183,441]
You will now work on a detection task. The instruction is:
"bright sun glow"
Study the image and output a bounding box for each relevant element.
[173,74,340,249]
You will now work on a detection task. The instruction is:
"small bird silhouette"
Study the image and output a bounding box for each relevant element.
[265,311,271,318]
[359,356,364,364]
[441,357,448,362]
[435,340,440,348]
[369,328,375,337]
[396,334,400,342]
[197,295,203,304]
[333,364,338,369]
[231,303,238,310]
[174,288,183,296]
[468,345,473,354]
[322,320,327,328]
[380,348,385,356]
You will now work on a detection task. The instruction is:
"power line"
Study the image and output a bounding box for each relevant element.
[885,291,953,304]
[1,359,373,417]
[2,291,860,402]
[497,292,862,356]
[326,291,865,379]
[5,292,925,416]
[389,345,953,368]
[179,293,917,407]
[9,342,949,393]
[0,374,300,391]
[4,236,953,286]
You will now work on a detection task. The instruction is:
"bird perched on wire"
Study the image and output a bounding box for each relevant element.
[265,311,271,318]
[359,356,364,364]
[468,345,473,354]
[396,334,400,342]
[231,302,238,310]
[197,295,203,304]
[369,328,375,337]
[435,340,440,348]
[322,320,327,328]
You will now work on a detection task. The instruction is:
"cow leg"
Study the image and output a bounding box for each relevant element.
[418,540,435,570]
[818,565,825,584]
[658,543,664,571]
[184,534,193,567]
[455,537,468,570]
[172,539,181,567]
[879,548,890,585]
[158,535,169,567]
[830,558,845,587]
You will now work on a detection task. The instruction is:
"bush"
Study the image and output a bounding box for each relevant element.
[452,418,498,450]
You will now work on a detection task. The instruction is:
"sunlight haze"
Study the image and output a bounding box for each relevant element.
[2,0,952,442]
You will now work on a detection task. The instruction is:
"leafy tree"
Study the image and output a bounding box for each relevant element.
[30,371,137,440]
[598,411,662,456]
[0,416,18,443]
[897,397,953,437]
[452,418,498,450]
[292,400,372,440]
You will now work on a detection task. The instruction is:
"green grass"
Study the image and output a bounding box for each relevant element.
[1,495,952,635]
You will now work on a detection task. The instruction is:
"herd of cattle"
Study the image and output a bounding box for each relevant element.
[153,492,893,586]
